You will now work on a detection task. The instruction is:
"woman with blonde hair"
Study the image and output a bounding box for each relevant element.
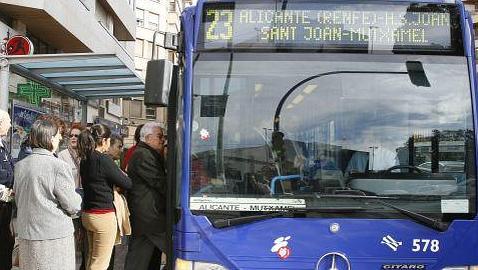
[58,123,86,268]
[58,123,84,190]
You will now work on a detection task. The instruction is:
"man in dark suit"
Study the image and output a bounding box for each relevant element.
[0,109,14,270]
[124,122,167,270]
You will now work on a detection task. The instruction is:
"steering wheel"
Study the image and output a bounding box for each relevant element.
[384,165,425,174]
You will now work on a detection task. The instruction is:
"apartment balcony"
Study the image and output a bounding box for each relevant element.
[96,0,136,41]
[0,0,136,65]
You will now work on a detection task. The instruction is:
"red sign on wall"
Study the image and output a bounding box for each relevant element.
[6,35,34,55]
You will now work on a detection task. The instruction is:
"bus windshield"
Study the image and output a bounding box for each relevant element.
[190,52,476,219]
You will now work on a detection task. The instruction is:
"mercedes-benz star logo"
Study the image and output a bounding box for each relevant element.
[315,252,351,270]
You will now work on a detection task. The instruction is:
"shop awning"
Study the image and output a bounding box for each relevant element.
[7,53,144,100]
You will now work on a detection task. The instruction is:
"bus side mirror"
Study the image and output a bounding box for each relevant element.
[145,60,173,107]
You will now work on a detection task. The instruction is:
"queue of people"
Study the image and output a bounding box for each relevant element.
[0,108,168,270]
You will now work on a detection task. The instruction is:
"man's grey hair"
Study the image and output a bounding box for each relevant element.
[140,122,164,142]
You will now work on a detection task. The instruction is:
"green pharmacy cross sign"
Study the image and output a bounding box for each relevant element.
[17,81,51,105]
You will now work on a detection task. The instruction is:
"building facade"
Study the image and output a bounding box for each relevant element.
[122,0,189,146]
[0,0,137,156]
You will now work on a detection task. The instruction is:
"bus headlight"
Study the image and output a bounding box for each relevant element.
[442,266,478,270]
[175,258,228,270]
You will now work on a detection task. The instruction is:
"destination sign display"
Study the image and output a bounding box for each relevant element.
[199,2,461,53]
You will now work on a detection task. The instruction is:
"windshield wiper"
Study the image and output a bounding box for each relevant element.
[212,206,366,228]
[316,193,449,232]
[212,194,448,230]
[373,200,448,232]
[382,194,444,201]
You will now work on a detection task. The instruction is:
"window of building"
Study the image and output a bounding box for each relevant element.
[148,12,160,30]
[168,23,178,33]
[145,106,157,120]
[154,45,162,60]
[168,51,176,62]
[112,98,121,105]
[135,39,144,57]
[136,8,145,27]
[130,100,143,118]
[144,40,153,59]
[169,2,176,12]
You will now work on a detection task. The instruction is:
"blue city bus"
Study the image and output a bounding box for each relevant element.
[145,0,478,269]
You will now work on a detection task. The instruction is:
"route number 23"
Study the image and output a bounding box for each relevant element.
[206,10,233,41]
[412,239,440,252]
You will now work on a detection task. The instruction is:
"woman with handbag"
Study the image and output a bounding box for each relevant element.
[106,134,130,270]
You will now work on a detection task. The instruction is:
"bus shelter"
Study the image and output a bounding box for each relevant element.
[1,53,144,124]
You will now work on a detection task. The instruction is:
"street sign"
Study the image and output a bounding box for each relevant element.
[6,35,34,55]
